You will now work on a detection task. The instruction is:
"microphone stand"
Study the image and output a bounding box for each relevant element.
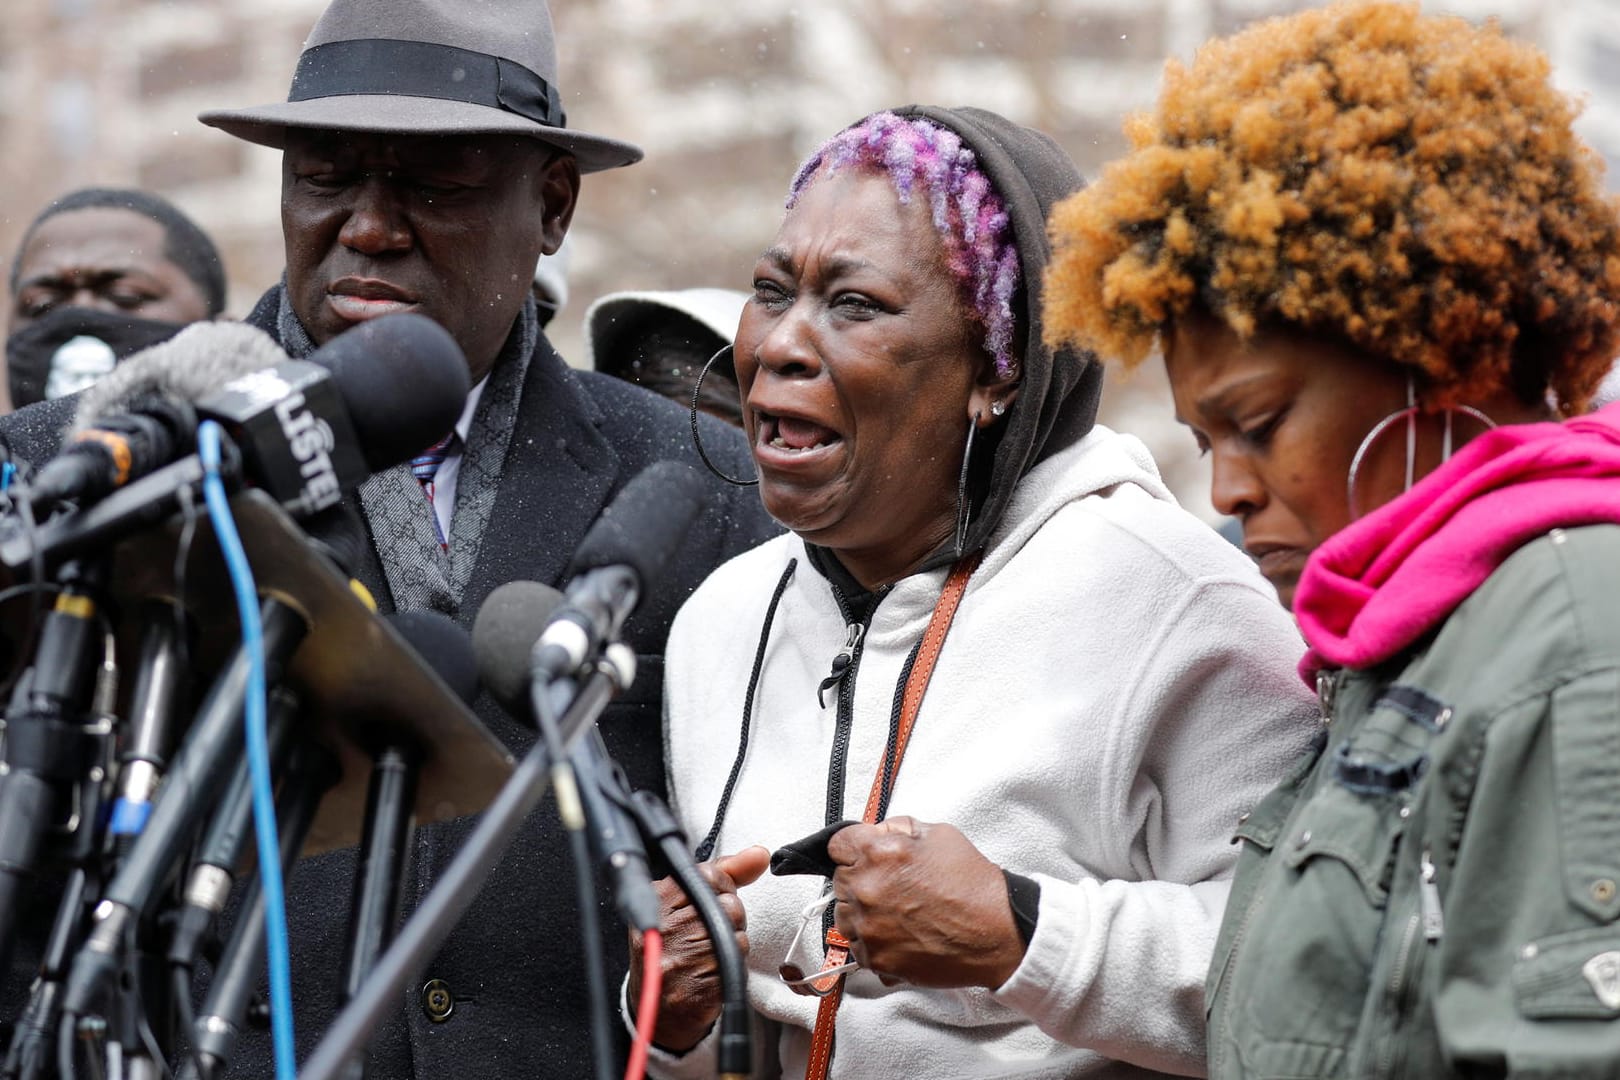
[103,602,193,865]
[336,742,421,1080]
[0,558,109,980]
[3,868,90,1080]
[2,610,118,1080]
[166,691,300,988]
[61,598,308,1022]
[626,791,753,1080]
[183,738,338,1080]
[296,654,633,1080]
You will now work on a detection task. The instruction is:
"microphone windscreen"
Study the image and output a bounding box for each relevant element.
[305,314,470,473]
[471,580,565,721]
[70,322,290,433]
[567,462,710,591]
[301,502,370,578]
[383,610,481,708]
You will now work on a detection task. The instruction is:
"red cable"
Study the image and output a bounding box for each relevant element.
[626,929,664,1080]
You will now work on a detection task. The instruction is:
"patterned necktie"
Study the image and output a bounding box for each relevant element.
[411,432,458,547]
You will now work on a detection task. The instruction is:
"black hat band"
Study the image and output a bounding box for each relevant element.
[289,38,568,129]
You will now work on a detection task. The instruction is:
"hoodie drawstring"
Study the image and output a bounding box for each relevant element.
[694,558,798,863]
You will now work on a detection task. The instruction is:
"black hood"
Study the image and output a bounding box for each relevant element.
[894,105,1101,555]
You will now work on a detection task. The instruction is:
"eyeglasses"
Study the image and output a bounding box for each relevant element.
[777,887,859,997]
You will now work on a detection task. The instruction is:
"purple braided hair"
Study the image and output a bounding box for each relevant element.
[787,112,1022,379]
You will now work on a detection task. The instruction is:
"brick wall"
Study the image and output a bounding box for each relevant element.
[0,0,1609,517]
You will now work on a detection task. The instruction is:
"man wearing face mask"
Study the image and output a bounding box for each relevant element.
[6,187,227,411]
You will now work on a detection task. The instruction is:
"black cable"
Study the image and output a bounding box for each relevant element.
[170,966,195,1065]
[0,582,63,608]
[134,1007,174,1080]
[531,679,614,1080]
[172,962,197,1035]
[649,818,752,1077]
[80,1032,101,1080]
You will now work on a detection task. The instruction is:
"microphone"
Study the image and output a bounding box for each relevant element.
[195,313,468,516]
[533,461,711,682]
[338,611,479,1012]
[62,600,311,1018]
[188,738,340,1080]
[296,463,715,1080]
[384,609,480,712]
[28,313,469,515]
[473,581,659,931]
[28,323,290,510]
[0,314,467,573]
[164,690,300,975]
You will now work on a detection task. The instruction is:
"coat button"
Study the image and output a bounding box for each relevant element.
[421,979,455,1023]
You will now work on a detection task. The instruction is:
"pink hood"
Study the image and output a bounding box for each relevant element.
[1295,403,1620,681]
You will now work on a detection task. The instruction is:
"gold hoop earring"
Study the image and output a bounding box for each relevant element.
[690,345,758,488]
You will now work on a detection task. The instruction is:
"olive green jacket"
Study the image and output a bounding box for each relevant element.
[1207,523,1620,1079]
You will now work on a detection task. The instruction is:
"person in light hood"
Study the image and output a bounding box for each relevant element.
[631,106,1317,1078]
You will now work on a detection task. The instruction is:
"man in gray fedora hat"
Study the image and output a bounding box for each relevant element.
[0,0,773,1075]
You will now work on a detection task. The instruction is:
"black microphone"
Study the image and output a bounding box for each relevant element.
[0,314,468,573]
[61,600,310,1018]
[26,313,469,516]
[164,690,299,975]
[28,323,290,510]
[187,738,339,1080]
[338,611,479,1013]
[473,581,659,932]
[296,463,715,1080]
[195,313,468,516]
[533,461,711,683]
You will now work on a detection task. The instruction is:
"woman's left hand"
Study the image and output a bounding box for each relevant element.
[825,817,1026,990]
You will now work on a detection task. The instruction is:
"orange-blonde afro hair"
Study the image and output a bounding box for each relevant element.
[1044,0,1620,411]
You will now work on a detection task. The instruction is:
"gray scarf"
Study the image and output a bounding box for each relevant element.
[276,289,536,616]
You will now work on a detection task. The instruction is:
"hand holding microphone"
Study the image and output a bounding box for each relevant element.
[627,845,768,1054]
[299,461,725,1080]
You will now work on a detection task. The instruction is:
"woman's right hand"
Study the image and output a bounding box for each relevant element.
[628,845,770,1053]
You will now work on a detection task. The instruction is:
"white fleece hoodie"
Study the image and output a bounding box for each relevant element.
[646,426,1318,1079]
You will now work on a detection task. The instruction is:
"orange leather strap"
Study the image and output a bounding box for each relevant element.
[802,552,979,1080]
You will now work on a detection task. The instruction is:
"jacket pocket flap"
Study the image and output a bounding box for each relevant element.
[1515,926,1620,1020]
[1280,781,1403,904]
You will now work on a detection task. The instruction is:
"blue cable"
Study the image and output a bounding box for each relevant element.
[197,421,296,1080]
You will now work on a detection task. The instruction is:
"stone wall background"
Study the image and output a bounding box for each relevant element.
[3,0,1617,517]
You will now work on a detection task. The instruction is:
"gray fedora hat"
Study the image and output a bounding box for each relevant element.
[198,0,642,174]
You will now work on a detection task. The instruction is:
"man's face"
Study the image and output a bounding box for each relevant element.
[281,131,579,383]
[11,208,211,331]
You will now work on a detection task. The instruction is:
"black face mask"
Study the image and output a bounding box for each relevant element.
[6,307,191,409]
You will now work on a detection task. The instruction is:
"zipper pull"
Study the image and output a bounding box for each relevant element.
[1316,669,1339,725]
[817,623,864,708]
[1420,849,1445,941]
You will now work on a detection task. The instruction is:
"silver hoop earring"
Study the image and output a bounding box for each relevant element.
[954,412,980,557]
[1346,377,1495,520]
[690,345,758,488]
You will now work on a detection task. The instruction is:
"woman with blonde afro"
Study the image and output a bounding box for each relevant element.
[1047,2,1620,1076]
